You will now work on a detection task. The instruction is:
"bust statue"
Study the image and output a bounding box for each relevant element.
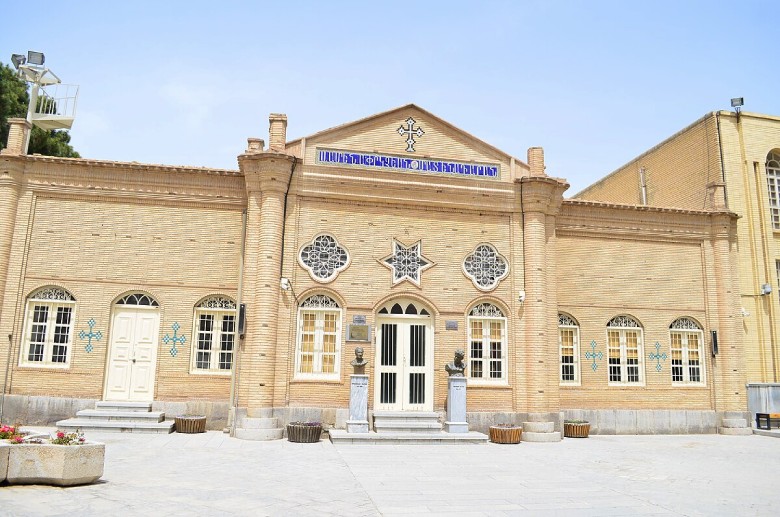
[350,347,368,374]
[445,348,466,377]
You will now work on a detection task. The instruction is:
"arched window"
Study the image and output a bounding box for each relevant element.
[669,317,705,385]
[766,150,780,229]
[116,293,159,307]
[20,286,76,367]
[558,313,580,385]
[191,296,237,373]
[467,303,507,382]
[295,295,342,379]
[377,299,430,316]
[606,315,644,385]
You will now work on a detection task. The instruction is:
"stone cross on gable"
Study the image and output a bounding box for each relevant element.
[398,117,424,152]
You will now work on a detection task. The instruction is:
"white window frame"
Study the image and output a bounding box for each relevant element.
[669,318,706,386]
[294,295,342,381]
[19,287,76,368]
[558,313,580,386]
[767,151,780,230]
[190,296,237,375]
[606,315,644,386]
[466,303,508,385]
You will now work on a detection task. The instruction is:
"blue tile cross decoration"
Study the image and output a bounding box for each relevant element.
[163,322,185,357]
[585,340,603,371]
[79,318,102,353]
[649,342,668,372]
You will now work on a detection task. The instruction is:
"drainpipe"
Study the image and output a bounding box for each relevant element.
[0,334,12,423]
[639,167,648,205]
[228,208,247,434]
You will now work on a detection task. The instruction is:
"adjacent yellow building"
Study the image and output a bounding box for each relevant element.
[578,110,780,385]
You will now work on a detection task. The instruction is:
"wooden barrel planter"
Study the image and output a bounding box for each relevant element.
[563,421,590,438]
[488,424,522,444]
[175,416,206,434]
[286,422,322,443]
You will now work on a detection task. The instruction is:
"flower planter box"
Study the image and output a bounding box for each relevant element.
[563,422,590,438]
[489,425,522,444]
[0,442,9,483]
[286,423,322,443]
[6,442,105,486]
[175,416,206,434]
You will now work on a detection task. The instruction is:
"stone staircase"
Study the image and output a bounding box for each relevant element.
[233,410,284,441]
[56,401,174,434]
[329,411,488,444]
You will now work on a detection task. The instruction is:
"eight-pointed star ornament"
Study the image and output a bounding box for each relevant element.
[380,239,434,287]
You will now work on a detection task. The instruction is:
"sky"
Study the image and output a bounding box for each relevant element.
[2,0,777,195]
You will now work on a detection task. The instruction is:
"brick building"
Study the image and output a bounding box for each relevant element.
[578,111,780,386]
[0,105,751,439]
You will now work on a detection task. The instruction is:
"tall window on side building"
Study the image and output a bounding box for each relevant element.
[467,302,507,383]
[776,260,780,301]
[766,151,780,229]
[20,287,76,367]
[606,315,644,385]
[192,296,237,373]
[558,313,580,385]
[295,295,342,380]
[669,317,705,385]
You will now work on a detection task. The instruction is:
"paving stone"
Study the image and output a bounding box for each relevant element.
[0,428,778,515]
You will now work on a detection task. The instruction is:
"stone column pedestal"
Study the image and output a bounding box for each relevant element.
[444,376,468,433]
[346,374,369,433]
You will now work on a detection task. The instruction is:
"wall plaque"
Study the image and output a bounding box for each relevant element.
[352,315,366,325]
[347,324,371,342]
[445,320,458,331]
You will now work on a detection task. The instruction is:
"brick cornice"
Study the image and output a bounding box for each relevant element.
[5,154,245,206]
[296,165,517,213]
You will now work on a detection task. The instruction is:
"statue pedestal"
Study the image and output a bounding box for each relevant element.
[444,376,468,433]
[346,374,369,433]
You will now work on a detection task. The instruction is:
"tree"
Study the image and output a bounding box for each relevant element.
[0,62,79,157]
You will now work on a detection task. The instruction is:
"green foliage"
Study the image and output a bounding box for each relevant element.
[0,62,80,157]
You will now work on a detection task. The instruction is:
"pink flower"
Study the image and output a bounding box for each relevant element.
[12,436,23,443]
[56,431,65,438]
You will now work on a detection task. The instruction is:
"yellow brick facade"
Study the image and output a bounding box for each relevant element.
[578,111,780,384]
[0,105,747,433]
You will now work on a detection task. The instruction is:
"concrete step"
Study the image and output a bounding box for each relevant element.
[239,417,279,429]
[56,418,174,434]
[523,431,562,442]
[330,429,488,444]
[75,409,165,422]
[373,410,441,433]
[374,421,443,433]
[373,411,440,421]
[95,401,153,412]
[234,428,284,441]
[719,427,753,436]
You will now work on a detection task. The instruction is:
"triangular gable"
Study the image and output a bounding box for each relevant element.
[294,104,527,182]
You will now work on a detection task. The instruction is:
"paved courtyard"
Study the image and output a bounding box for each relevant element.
[1,430,778,516]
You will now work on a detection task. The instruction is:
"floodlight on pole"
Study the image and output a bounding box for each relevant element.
[10,54,25,69]
[26,51,45,66]
[9,50,79,154]
[730,97,744,116]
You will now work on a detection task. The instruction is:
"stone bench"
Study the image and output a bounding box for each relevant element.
[756,413,780,430]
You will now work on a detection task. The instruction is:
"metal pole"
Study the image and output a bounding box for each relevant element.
[1,334,12,423]
[23,81,39,154]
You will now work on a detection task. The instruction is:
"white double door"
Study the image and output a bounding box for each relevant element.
[104,308,160,401]
[374,317,433,411]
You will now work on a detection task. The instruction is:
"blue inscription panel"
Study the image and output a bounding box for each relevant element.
[316,148,500,179]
